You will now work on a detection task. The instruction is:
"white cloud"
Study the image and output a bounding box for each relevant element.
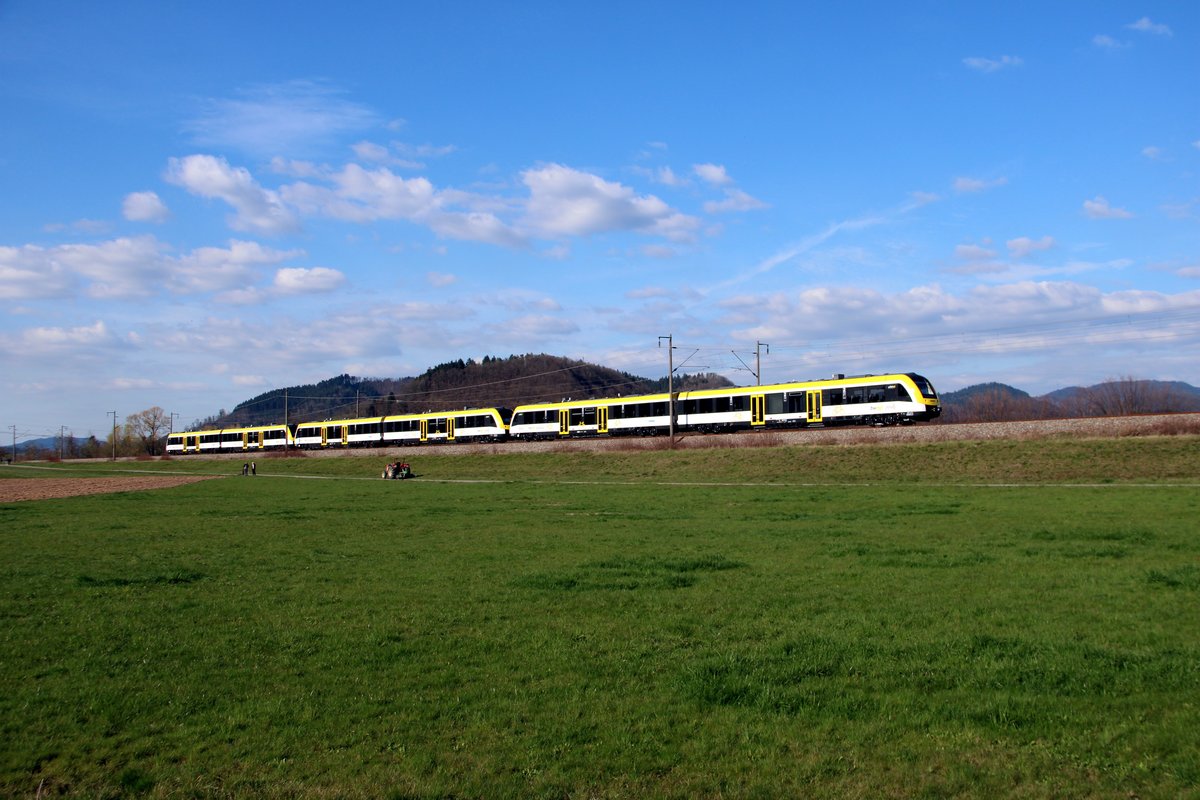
[654,166,685,187]
[704,189,769,214]
[955,243,998,261]
[0,244,75,299]
[122,191,170,223]
[53,236,169,299]
[185,80,380,157]
[0,236,303,300]
[954,176,1008,193]
[43,219,110,235]
[166,154,299,235]
[520,164,700,242]
[1126,17,1172,36]
[171,240,300,295]
[693,163,733,186]
[641,244,678,259]
[1082,195,1134,219]
[1092,34,1128,50]
[272,267,346,294]
[963,55,1022,73]
[1141,145,1166,161]
[9,321,115,354]
[350,140,424,169]
[1007,236,1055,259]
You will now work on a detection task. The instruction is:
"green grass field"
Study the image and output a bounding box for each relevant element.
[2,438,1199,798]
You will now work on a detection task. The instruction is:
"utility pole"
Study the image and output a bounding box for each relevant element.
[60,425,66,461]
[170,412,179,434]
[109,411,117,461]
[756,341,770,386]
[658,334,675,444]
[8,425,15,464]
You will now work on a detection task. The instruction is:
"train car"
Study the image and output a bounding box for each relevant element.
[680,373,940,430]
[293,416,383,449]
[509,373,939,439]
[381,408,510,445]
[166,424,293,454]
[509,392,673,440]
[294,407,510,449]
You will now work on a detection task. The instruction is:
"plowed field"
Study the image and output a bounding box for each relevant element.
[0,475,219,502]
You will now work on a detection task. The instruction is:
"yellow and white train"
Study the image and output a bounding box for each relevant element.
[165,372,940,454]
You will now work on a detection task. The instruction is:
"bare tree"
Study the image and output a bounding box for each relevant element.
[1075,376,1189,417]
[126,406,171,455]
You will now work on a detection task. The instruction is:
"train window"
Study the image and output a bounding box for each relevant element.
[846,387,865,404]
[868,386,885,403]
[766,394,784,414]
[729,396,748,412]
[823,389,841,405]
[908,375,938,398]
[569,407,597,426]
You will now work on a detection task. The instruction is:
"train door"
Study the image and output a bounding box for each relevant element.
[447,417,456,441]
[241,431,249,451]
[420,419,428,443]
[598,406,609,434]
[807,390,823,423]
[751,394,766,426]
[559,409,570,436]
[320,425,328,447]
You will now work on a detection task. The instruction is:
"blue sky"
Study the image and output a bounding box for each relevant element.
[2,2,1198,440]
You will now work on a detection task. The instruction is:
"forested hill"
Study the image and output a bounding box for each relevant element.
[205,354,734,429]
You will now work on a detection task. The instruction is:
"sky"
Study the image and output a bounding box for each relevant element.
[2,2,1198,441]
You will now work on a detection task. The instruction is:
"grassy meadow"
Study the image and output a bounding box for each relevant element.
[2,437,1199,798]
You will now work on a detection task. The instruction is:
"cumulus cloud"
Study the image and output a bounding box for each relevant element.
[170,240,301,295]
[955,243,998,261]
[693,163,733,186]
[350,140,424,169]
[963,55,1022,73]
[122,191,170,223]
[519,164,700,242]
[272,267,346,294]
[166,154,299,234]
[1083,195,1134,219]
[0,244,75,299]
[0,235,304,300]
[14,321,115,353]
[704,189,769,214]
[1007,236,1055,259]
[1126,17,1172,36]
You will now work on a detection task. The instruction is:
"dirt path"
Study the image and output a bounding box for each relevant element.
[0,475,219,503]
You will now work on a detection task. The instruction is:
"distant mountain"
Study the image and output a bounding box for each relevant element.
[939,382,1030,405]
[1041,379,1200,415]
[940,378,1200,422]
[206,354,734,429]
[11,436,59,454]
